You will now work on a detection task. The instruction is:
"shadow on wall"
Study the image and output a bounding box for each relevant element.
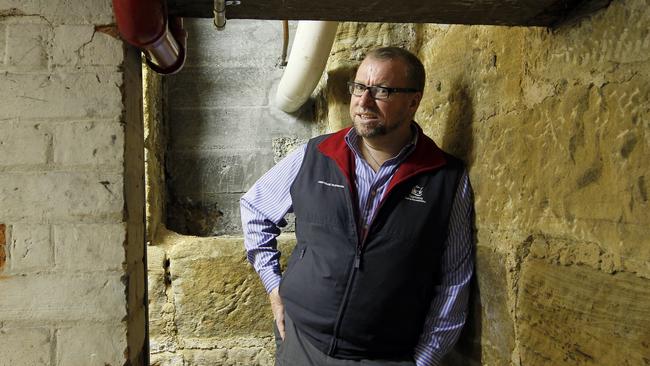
[440,79,482,365]
[442,79,475,168]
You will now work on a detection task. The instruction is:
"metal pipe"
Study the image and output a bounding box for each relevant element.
[214,0,226,30]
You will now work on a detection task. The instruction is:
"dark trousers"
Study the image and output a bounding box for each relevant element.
[274,313,416,366]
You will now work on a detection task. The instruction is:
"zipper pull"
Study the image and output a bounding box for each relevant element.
[354,253,361,269]
[300,248,306,258]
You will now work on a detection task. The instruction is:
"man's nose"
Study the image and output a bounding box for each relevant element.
[358,89,375,107]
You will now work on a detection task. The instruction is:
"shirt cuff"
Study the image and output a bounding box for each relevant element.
[259,267,282,293]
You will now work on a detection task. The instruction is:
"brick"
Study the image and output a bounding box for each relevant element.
[0,172,123,221]
[0,122,50,166]
[54,224,125,271]
[0,72,123,119]
[52,25,123,67]
[53,121,124,166]
[4,21,51,70]
[56,324,127,366]
[0,0,114,24]
[0,273,126,321]
[9,224,52,271]
[0,327,51,366]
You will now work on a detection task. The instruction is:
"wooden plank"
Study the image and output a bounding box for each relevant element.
[167,0,610,27]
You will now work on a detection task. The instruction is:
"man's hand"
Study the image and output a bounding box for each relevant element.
[269,287,285,340]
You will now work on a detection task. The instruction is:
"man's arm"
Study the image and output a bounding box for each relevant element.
[240,144,307,339]
[414,171,475,366]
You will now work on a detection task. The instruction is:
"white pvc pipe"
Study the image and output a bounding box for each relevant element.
[275,21,339,113]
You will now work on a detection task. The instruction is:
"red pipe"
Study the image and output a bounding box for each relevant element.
[112,0,187,75]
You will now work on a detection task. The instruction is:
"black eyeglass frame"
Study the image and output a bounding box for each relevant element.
[347,81,421,100]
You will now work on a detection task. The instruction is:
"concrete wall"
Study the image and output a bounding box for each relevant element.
[0,1,146,365]
[164,19,313,237]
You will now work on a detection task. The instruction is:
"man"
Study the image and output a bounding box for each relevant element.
[241,47,474,366]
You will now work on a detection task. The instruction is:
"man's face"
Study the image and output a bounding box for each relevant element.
[349,57,422,139]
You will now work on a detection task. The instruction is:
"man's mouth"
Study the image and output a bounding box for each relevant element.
[356,112,378,120]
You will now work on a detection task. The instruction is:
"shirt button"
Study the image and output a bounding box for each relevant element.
[370,190,377,196]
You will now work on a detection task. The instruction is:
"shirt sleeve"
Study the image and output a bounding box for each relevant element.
[414,171,475,366]
[240,144,307,293]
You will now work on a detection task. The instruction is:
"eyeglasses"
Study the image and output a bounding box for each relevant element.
[347,81,420,100]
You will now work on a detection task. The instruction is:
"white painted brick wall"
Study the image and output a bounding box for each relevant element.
[53,25,123,68]
[53,224,125,271]
[0,0,114,24]
[0,172,123,221]
[0,327,51,366]
[0,121,50,165]
[0,0,141,363]
[8,224,52,271]
[0,72,123,120]
[4,19,51,70]
[56,324,127,366]
[0,273,126,321]
[53,121,124,167]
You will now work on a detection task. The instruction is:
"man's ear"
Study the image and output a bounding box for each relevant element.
[410,92,423,110]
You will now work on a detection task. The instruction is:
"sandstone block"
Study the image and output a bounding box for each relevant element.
[0,326,51,366]
[56,324,127,366]
[9,224,52,271]
[53,121,124,166]
[4,20,51,71]
[52,25,123,67]
[0,273,126,322]
[167,235,295,339]
[0,0,114,25]
[0,122,50,166]
[0,72,123,119]
[183,346,274,366]
[0,172,123,221]
[517,259,650,365]
[53,224,125,271]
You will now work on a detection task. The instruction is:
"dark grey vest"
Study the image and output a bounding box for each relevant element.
[280,131,464,360]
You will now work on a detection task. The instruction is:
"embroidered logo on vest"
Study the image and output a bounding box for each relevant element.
[317,180,345,189]
[405,185,426,203]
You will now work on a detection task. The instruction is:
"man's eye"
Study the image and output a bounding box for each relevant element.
[375,88,389,97]
[354,84,366,93]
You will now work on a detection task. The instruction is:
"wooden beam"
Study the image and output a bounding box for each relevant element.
[167,0,611,27]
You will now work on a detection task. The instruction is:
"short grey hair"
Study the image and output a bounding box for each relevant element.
[364,47,425,91]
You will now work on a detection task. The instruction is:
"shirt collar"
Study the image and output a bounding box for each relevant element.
[344,122,418,166]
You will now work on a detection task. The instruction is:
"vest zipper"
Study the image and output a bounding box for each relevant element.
[327,185,361,356]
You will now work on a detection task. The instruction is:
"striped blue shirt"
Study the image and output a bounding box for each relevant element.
[241,127,474,366]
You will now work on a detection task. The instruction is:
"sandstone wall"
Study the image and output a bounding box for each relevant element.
[0,1,147,365]
[320,0,650,364]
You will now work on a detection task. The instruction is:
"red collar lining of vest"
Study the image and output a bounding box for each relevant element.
[317,124,447,193]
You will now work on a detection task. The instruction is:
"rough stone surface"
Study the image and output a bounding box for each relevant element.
[148,230,295,364]
[0,327,51,366]
[3,19,51,71]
